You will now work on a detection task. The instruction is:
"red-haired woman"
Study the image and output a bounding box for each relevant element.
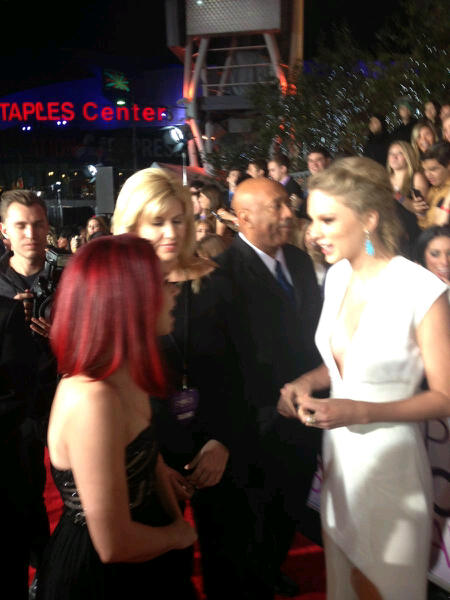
[36,234,197,600]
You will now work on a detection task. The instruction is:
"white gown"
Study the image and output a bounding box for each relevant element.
[315,256,447,599]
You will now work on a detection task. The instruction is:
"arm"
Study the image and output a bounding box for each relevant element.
[433,190,450,226]
[277,363,330,419]
[155,455,192,514]
[64,382,196,564]
[412,171,429,201]
[297,294,450,428]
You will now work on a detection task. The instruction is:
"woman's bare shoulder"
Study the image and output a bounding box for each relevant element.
[53,376,122,427]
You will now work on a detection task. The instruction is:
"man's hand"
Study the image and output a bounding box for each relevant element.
[165,465,195,502]
[278,376,312,419]
[13,289,33,321]
[30,317,51,338]
[185,440,229,489]
[412,194,429,216]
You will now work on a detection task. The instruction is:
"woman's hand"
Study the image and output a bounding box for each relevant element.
[297,396,368,429]
[165,465,195,501]
[278,376,313,419]
[185,440,229,489]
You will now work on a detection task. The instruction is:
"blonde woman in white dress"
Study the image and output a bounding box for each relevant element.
[278,156,450,600]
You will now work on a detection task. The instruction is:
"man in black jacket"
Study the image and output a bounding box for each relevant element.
[0,296,37,599]
[214,178,323,598]
[0,190,58,590]
[267,154,307,219]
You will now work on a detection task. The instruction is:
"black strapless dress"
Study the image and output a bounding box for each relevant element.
[36,425,196,600]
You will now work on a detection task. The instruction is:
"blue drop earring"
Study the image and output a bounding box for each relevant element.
[364,229,375,257]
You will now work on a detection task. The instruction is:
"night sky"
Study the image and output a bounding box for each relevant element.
[1,0,403,95]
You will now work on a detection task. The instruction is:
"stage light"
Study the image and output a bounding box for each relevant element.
[82,164,99,183]
[161,125,193,155]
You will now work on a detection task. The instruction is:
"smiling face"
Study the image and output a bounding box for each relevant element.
[307,152,328,174]
[307,189,368,265]
[135,198,186,269]
[424,236,450,283]
[417,126,435,153]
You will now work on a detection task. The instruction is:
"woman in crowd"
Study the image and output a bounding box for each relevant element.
[442,115,450,143]
[278,156,450,599]
[195,218,214,241]
[362,113,390,166]
[294,219,328,291]
[411,120,439,160]
[386,140,428,213]
[423,100,441,130]
[86,215,109,240]
[112,168,247,600]
[416,225,450,296]
[36,234,197,600]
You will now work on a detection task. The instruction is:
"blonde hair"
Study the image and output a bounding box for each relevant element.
[411,121,438,160]
[112,168,196,267]
[308,156,402,255]
[386,140,421,197]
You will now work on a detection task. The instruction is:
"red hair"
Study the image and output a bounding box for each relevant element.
[50,233,166,395]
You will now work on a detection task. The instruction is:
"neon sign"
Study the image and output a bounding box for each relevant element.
[0,102,169,123]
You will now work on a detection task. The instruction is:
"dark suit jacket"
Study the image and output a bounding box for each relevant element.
[213,237,323,509]
[0,297,37,513]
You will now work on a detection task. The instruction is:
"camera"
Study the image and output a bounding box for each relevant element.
[33,246,71,320]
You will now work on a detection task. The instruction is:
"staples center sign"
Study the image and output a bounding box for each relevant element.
[0,101,169,123]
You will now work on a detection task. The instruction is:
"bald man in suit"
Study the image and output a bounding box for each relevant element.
[213,178,323,598]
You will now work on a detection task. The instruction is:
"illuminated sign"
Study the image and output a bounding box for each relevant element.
[0,102,169,123]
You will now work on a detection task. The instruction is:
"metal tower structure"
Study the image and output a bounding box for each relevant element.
[165,0,304,167]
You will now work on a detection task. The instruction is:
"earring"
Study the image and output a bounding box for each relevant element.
[364,229,375,257]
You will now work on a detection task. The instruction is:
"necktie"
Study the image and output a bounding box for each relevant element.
[275,260,295,302]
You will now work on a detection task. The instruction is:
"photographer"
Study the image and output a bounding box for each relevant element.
[0,190,59,592]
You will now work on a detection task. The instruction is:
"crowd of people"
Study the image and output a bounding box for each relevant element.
[0,95,449,600]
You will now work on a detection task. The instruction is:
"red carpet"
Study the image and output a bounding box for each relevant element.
[30,449,326,599]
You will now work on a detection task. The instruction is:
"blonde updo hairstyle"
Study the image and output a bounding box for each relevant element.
[112,167,196,267]
[308,156,402,255]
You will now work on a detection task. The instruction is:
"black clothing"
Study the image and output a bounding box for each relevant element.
[391,118,417,143]
[363,131,390,166]
[36,425,196,600]
[0,250,57,569]
[284,176,307,218]
[213,237,323,597]
[395,202,422,259]
[0,297,37,599]
[152,274,249,599]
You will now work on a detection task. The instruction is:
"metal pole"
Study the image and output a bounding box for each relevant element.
[289,0,304,76]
